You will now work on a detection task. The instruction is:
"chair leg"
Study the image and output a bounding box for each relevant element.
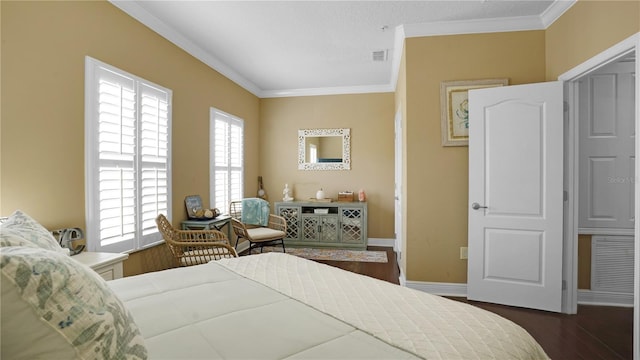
[281,239,286,253]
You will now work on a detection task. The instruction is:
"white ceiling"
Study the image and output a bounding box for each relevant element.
[111,0,576,98]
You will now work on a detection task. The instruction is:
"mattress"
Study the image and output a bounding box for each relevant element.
[109,252,549,359]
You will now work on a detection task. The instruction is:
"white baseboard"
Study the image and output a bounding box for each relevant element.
[398,266,406,287]
[240,238,394,252]
[367,238,395,247]
[405,281,467,297]
[577,289,634,307]
[403,282,633,308]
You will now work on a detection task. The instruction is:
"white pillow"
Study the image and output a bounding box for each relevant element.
[0,246,148,359]
[0,210,67,254]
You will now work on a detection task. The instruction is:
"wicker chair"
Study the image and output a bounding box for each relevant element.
[229,200,287,255]
[156,214,237,267]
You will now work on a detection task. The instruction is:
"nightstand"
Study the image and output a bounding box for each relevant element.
[72,252,129,281]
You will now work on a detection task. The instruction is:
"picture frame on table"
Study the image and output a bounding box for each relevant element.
[440,78,508,146]
[184,195,203,219]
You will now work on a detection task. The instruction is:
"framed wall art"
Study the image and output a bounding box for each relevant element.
[440,78,508,146]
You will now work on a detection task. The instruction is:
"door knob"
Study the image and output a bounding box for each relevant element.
[471,202,488,210]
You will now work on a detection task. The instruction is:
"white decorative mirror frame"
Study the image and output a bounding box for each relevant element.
[298,128,351,170]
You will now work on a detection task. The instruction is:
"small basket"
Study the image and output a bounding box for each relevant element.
[338,191,354,202]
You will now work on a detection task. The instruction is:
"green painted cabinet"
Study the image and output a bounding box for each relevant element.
[275,201,367,250]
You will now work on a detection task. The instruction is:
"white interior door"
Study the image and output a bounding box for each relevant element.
[467,81,564,312]
[394,108,403,259]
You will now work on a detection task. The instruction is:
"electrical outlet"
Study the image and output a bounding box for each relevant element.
[460,247,468,260]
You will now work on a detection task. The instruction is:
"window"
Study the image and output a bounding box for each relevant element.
[210,108,243,212]
[309,144,318,163]
[85,57,171,253]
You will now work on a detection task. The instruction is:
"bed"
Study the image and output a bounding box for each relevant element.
[110,252,549,359]
[1,210,549,360]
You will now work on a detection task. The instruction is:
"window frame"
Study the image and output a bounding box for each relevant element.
[84,56,172,253]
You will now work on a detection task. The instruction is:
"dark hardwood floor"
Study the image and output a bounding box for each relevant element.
[315,246,634,360]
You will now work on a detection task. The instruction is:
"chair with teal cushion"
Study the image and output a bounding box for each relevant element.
[229,199,287,254]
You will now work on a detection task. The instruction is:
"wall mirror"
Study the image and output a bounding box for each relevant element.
[298,128,351,170]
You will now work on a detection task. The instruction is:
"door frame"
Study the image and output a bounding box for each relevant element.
[558,32,639,356]
[394,107,404,266]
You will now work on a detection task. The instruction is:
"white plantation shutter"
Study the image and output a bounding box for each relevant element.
[210,109,243,212]
[85,57,171,253]
[138,84,169,246]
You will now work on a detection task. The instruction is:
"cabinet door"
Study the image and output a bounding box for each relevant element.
[278,206,300,241]
[340,207,363,244]
[302,214,339,242]
[319,216,339,243]
[302,215,319,241]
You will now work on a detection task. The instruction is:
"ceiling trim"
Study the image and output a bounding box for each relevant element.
[110,0,577,99]
[260,84,395,98]
[403,15,545,38]
[540,0,576,28]
[389,25,406,94]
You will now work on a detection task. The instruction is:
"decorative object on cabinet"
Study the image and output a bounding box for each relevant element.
[358,189,366,202]
[275,201,367,250]
[338,191,354,202]
[282,183,293,202]
[316,188,325,200]
[156,214,237,267]
[298,128,351,170]
[308,198,332,203]
[440,78,508,146]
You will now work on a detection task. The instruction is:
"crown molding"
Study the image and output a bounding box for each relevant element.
[540,0,577,28]
[260,83,394,98]
[403,15,545,38]
[109,0,262,97]
[389,24,406,92]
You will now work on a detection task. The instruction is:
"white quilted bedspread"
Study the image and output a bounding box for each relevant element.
[218,252,549,360]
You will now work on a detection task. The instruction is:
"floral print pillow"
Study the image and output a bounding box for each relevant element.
[0,231,40,249]
[0,210,67,254]
[0,246,148,359]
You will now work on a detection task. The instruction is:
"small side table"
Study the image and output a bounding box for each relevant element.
[181,215,232,241]
[72,252,129,281]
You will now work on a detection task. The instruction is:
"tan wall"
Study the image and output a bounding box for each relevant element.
[578,235,593,289]
[545,0,639,81]
[403,31,547,283]
[1,1,260,275]
[259,93,396,239]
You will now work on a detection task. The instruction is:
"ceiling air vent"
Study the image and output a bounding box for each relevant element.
[372,50,388,62]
